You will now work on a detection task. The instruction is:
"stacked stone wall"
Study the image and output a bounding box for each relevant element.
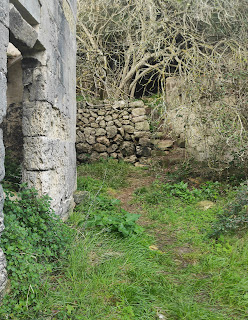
[76,100,153,164]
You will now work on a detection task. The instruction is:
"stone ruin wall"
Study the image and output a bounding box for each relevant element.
[0,0,9,300]
[76,100,154,165]
[0,0,77,299]
[166,77,214,161]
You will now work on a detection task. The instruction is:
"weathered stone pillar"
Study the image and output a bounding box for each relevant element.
[20,0,77,219]
[0,0,9,300]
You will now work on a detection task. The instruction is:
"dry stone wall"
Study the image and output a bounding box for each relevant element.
[76,100,153,164]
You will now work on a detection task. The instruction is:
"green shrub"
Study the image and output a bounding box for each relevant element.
[209,183,248,238]
[135,181,222,204]
[77,195,144,237]
[2,153,22,191]
[0,186,74,315]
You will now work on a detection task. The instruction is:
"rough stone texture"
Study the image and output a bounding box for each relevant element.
[10,0,41,25]
[156,140,174,150]
[20,0,77,220]
[0,0,77,299]
[166,77,217,161]
[9,4,38,51]
[76,100,153,163]
[0,0,8,301]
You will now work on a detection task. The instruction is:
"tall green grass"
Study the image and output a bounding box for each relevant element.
[2,161,248,319]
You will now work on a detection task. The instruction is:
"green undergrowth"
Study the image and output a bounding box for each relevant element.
[0,186,74,318]
[77,158,139,190]
[1,160,248,319]
[133,179,248,319]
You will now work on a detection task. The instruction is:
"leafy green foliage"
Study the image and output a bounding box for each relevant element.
[0,186,74,316]
[2,153,22,191]
[77,175,108,195]
[77,195,144,237]
[77,159,137,190]
[135,180,222,204]
[209,183,248,238]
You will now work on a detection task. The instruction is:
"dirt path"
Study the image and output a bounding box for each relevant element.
[115,174,155,214]
[114,169,192,263]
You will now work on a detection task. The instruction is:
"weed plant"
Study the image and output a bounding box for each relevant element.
[0,186,74,317]
[2,153,22,191]
[210,182,248,238]
[77,158,137,189]
[2,160,248,319]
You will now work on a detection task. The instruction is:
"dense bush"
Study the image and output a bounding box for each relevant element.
[0,186,74,315]
[209,183,248,238]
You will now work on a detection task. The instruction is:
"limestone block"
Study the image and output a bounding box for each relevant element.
[110,152,118,159]
[121,141,135,156]
[122,120,130,125]
[10,0,41,25]
[136,146,151,157]
[90,123,98,128]
[132,108,146,117]
[129,100,145,108]
[118,127,125,137]
[139,137,151,147]
[106,126,117,139]
[99,152,108,160]
[90,151,100,162]
[107,144,118,153]
[76,131,85,143]
[132,115,146,123]
[76,142,92,154]
[112,113,118,120]
[99,120,106,128]
[97,136,110,146]
[95,128,106,136]
[105,115,113,121]
[113,100,126,109]
[135,121,150,131]
[89,117,95,123]
[96,116,103,123]
[84,127,95,136]
[124,155,137,164]
[85,134,95,145]
[123,125,134,134]
[94,143,107,153]
[0,73,7,124]
[23,137,63,170]
[134,131,151,139]
[157,140,174,150]
[90,111,97,118]
[82,117,89,124]
[9,4,38,51]
[0,23,8,73]
[97,110,105,116]
[123,115,129,120]
[107,121,114,126]
[124,133,132,141]
[113,134,123,145]
[114,120,122,127]
[0,130,5,181]
[0,1,9,27]
[22,102,52,136]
